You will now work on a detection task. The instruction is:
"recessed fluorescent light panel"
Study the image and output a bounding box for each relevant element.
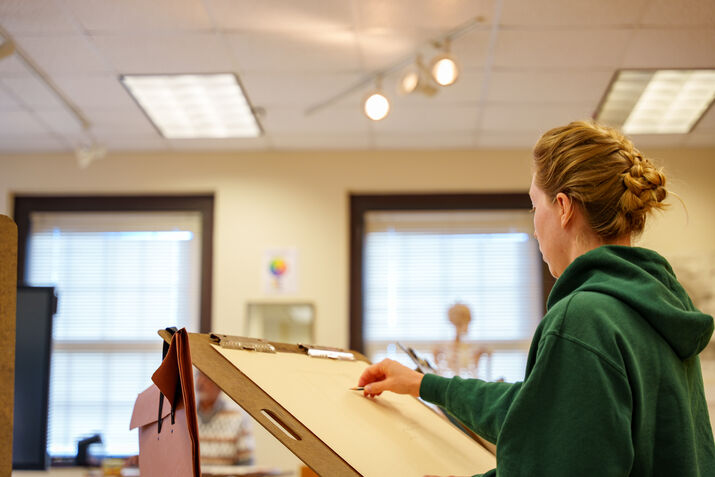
[595,69,715,134]
[120,74,262,138]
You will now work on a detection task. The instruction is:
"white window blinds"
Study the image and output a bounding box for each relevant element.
[363,210,542,382]
[26,211,202,457]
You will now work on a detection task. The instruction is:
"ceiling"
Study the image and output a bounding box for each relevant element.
[0,0,714,154]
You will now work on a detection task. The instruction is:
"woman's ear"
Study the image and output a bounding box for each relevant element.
[555,192,575,228]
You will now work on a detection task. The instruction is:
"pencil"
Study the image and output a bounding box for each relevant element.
[350,386,365,391]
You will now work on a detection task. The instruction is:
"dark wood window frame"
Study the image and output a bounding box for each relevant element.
[13,195,214,333]
[349,193,556,353]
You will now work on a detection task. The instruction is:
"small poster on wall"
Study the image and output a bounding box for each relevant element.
[262,247,299,295]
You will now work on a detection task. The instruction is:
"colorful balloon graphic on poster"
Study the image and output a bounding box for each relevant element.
[263,248,298,294]
[270,257,288,288]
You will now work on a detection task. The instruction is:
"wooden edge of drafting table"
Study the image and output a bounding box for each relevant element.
[159,330,366,477]
[1,214,17,477]
[159,330,496,477]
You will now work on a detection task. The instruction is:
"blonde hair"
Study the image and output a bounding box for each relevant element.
[533,120,668,240]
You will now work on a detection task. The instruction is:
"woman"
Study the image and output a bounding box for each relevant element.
[358,121,715,476]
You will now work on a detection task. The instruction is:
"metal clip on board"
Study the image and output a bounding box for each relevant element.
[298,343,355,361]
[209,333,276,353]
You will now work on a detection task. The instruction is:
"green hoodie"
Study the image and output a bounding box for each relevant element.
[420,245,715,476]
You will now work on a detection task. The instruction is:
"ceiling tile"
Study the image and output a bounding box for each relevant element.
[692,106,715,132]
[0,55,30,75]
[241,72,363,108]
[682,132,715,147]
[374,131,476,149]
[628,134,687,150]
[35,109,85,135]
[52,74,138,110]
[621,29,715,68]
[206,0,355,32]
[91,33,234,74]
[0,135,70,153]
[494,29,631,69]
[262,106,370,134]
[640,0,715,27]
[306,86,366,113]
[0,85,22,110]
[0,0,78,35]
[500,0,649,27]
[480,103,595,132]
[85,109,158,136]
[0,1,711,153]
[371,105,480,133]
[166,136,269,151]
[0,110,50,135]
[357,29,444,70]
[226,31,361,73]
[0,75,66,110]
[448,29,491,72]
[14,33,114,75]
[429,71,484,103]
[64,0,212,32]
[486,70,613,104]
[271,133,371,149]
[356,0,493,31]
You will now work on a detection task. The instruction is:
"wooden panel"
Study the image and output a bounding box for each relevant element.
[0,215,18,475]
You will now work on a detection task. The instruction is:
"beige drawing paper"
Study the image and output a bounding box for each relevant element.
[211,345,496,477]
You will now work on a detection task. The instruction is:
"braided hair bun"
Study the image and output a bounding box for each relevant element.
[533,121,668,240]
[619,147,668,235]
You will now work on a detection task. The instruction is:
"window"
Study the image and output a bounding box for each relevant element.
[350,194,553,383]
[14,196,213,457]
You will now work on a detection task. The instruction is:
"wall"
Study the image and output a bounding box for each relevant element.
[2,147,714,472]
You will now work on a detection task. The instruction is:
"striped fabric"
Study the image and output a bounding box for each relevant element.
[198,400,254,465]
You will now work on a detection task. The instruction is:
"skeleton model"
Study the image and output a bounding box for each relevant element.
[433,303,492,379]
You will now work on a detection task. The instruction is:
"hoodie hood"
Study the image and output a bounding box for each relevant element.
[547,245,714,360]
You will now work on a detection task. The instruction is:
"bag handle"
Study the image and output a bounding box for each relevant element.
[157,327,178,434]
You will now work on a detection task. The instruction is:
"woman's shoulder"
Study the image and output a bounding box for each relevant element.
[543,290,641,342]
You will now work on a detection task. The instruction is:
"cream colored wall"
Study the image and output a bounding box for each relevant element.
[636,148,715,255]
[2,147,714,472]
[0,149,537,347]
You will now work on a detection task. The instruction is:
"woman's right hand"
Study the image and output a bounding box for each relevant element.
[357,358,424,397]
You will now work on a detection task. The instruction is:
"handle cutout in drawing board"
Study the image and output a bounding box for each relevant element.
[261,409,302,441]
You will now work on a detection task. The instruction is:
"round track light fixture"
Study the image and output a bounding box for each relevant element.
[304,17,485,118]
[400,69,419,95]
[430,40,460,87]
[363,88,390,121]
[399,56,438,97]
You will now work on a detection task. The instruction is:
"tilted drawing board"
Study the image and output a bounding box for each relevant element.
[159,331,496,477]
